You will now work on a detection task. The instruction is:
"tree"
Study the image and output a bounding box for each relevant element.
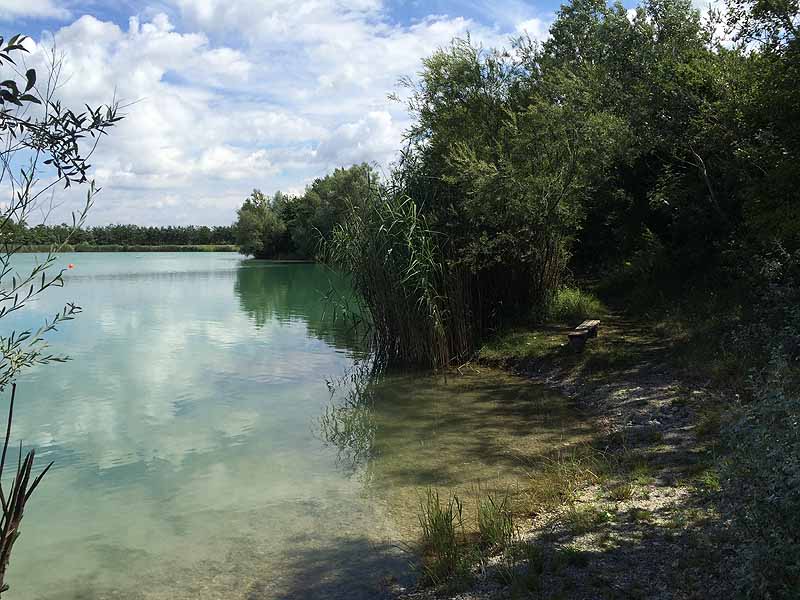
[294,164,379,257]
[233,164,379,260]
[235,190,288,258]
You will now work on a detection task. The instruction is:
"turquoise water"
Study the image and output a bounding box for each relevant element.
[3,253,587,599]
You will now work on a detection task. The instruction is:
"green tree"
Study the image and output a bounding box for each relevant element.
[292,163,379,257]
[235,190,289,258]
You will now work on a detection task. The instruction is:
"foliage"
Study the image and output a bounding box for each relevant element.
[328,192,473,368]
[235,190,287,259]
[724,376,799,598]
[233,164,379,260]
[477,493,515,550]
[720,247,800,598]
[547,287,605,326]
[267,0,798,587]
[18,224,236,248]
[0,34,120,595]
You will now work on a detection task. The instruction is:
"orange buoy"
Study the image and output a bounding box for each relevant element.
[68,263,74,269]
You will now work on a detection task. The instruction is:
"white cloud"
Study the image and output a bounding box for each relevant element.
[315,110,400,168]
[516,17,550,41]
[6,1,544,225]
[0,0,70,21]
[198,146,275,180]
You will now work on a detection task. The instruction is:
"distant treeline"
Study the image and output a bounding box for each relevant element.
[20,243,238,253]
[16,224,237,248]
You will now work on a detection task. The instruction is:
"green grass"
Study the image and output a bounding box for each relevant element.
[561,506,614,535]
[417,489,473,586]
[478,493,515,549]
[625,459,656,486]
[555,546,590,568]
[547,287,606,326]
[479,327,566,363]
[607,482,635,502]
[523,445,609,512]
[628,508,654,523]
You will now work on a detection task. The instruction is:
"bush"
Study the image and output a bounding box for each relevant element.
[720,247,800,598]
[723,369,800,598]
[547,287,604,325]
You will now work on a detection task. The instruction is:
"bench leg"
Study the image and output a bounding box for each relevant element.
[568,335,588,352]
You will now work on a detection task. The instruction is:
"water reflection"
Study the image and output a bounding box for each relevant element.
[7,254,404,600]
[234,261,365,356]
[3,254,592,600]
[319,361,380,470]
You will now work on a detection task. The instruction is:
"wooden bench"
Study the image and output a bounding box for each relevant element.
[567,319,601,352]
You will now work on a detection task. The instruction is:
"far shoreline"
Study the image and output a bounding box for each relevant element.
[19,244,239,253]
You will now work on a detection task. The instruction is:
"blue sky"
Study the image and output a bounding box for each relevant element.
[1,1,555,225]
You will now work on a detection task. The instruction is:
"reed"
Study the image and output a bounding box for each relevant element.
[477,492,515,549]
[326,183,568,369]
[328,193,474,370]
[0,385,52,595]
[417,488,472,585]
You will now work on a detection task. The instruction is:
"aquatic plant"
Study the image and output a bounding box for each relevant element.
[0,385,52,593]
[327,191,474,370]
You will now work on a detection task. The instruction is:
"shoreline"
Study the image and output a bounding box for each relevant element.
[395,316,729,599]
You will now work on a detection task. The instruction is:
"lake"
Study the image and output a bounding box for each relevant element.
[4,253,590,599]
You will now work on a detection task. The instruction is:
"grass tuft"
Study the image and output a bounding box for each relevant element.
[524,445,608,511]
[607,482,635,502]
[417,488,473,586]
[478,493,515,549]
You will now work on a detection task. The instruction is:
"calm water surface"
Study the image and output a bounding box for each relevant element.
[5,253,590,599]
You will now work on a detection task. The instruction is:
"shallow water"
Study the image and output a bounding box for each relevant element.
[4,253,590,599]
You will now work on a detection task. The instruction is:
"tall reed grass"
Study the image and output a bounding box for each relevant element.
[327,194,473,369]
[327,184,568,369]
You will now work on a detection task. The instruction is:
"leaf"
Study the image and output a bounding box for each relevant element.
[0,90,21,106]
[19,94,40,105]
[25,69,35,92]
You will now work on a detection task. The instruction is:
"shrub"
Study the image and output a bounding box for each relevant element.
[547,287,604,326]
[723,373,800,598]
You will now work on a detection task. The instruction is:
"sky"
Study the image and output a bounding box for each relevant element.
[0,0,555,226]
